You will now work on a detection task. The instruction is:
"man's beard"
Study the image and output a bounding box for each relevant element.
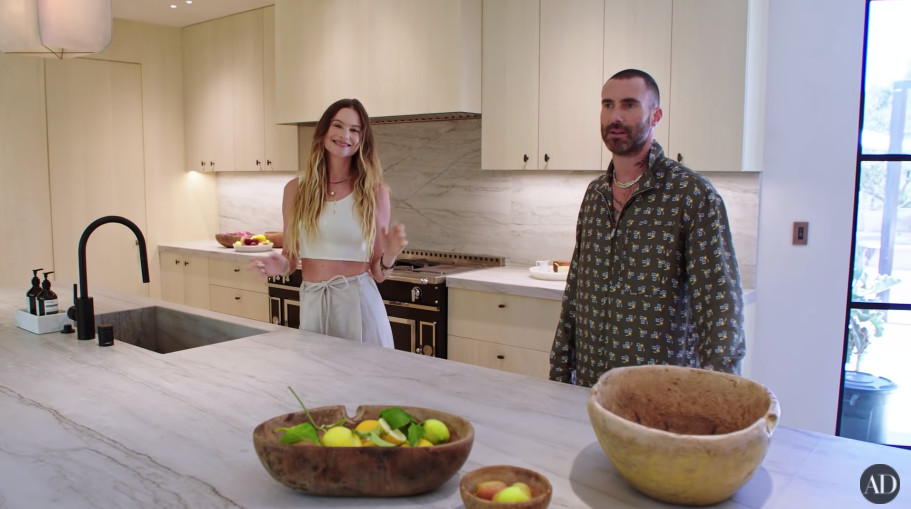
[601,116,651,156]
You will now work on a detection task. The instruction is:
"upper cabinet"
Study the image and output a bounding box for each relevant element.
[482,0,768,172]
[274,0,482,124]
[482,0,604,171]
[182,7,298,172]
[667,0,767,173]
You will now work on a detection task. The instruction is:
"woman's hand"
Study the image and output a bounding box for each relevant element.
[379,221,408,260]
[249,251,290,279]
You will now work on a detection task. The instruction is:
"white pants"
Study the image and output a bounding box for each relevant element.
[298,272,394,348]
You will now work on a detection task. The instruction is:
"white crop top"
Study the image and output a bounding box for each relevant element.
[298,192,370,262]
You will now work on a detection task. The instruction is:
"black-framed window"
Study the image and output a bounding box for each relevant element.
[839,0,911,450]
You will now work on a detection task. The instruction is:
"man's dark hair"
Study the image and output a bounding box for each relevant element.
[609,69,659,108]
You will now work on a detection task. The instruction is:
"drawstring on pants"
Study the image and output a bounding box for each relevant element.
[304,275,351,335]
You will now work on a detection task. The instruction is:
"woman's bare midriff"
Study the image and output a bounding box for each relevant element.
[300,258,371,283]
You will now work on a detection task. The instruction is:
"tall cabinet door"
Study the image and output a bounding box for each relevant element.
[480,0,539,170]
[45,59,149,297]
[538,0,603,171]
[0,54,54,288]
[263,5,299,173]
[233,8,265,172]
[160,255,185,304]
[602,0,672,163]
[668,0,748,172]
[182,22,208,172]
[183,255,210,310]
[206,16,236,172]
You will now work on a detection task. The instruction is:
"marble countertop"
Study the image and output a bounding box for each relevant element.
[159,240,284,263]
[0,286,902,508]
[448,266,757,304]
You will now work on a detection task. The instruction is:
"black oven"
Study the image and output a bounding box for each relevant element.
[266,270,302,328]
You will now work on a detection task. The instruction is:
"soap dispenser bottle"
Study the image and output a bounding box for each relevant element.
[27,268,43,315]
[37,271,58,315]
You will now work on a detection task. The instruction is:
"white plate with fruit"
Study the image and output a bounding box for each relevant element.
[234,234,274,252]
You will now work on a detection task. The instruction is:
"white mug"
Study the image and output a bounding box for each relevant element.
[535,260,552,269]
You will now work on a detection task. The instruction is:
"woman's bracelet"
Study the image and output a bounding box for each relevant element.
[380,251,396,271]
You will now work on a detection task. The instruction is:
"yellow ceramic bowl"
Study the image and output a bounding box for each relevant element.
[587,365,780,506]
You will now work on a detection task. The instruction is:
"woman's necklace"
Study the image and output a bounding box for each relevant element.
[328,174,351,197]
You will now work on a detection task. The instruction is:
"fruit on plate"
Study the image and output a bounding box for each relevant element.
[493,485,532,503]
[235,234,273,246]
[272,387,453,448]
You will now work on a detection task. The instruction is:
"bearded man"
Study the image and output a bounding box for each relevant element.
[549,69,746,387]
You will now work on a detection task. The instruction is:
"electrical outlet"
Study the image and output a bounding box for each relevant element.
[793,222,808,245]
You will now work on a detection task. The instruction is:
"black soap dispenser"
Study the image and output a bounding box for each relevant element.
[37,271,58,316]
[27,268,43,315]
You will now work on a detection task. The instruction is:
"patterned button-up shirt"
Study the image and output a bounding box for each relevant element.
[550,141,746,387]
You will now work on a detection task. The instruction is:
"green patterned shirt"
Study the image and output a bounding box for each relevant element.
[549,141,746,387]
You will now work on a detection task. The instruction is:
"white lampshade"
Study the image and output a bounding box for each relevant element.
[0,0,112,59]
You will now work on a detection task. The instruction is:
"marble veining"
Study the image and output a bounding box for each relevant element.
[0,285,906,508]
[217,120,760,288]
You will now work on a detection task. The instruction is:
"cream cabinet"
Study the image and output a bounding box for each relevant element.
[160,254,211,309]
[275,0,481,124]
[0,54,54,288]
[210,285,269,322]
[447,288,561,379]
[182,7,298,173]
[481,0,604,171]
[666,0,767,173]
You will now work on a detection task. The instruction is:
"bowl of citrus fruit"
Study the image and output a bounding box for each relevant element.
[460,465,552,509]
[252,388,474,496]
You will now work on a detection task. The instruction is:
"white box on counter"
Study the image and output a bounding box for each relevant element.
[14,309,74,335]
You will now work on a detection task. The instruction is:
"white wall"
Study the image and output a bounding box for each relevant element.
[752,0,867,434]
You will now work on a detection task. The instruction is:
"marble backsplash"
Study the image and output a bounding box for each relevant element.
[218,119,759,288]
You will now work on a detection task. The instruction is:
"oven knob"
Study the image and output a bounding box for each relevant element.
[422,345,433,356]
[411,287,422,302]
[420,278,429,285]
[415,347,422,354]
[272,316,280,325]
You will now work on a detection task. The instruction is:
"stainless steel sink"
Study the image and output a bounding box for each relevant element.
[93,306,269,354]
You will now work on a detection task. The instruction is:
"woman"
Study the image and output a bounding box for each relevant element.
[254,98,407,348]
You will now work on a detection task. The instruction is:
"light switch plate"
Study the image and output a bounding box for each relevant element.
[793,222,808,245]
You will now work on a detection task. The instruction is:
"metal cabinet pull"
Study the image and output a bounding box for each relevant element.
[184,261,189,266]
[174,259,180,265]
[234,268,240,272]
[498,304,506,308]
[496,355,505,360]
[235,296,241,300]
[677,153,683,162]
[523,154,529,162]
[544,154,550,162]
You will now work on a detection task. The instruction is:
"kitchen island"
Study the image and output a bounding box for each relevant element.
[0,285,906,508]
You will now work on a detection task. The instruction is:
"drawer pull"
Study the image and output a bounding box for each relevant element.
[234,268,240,272]
[235,296,241,300]
[496,355,505,360]
[498,304,506,308]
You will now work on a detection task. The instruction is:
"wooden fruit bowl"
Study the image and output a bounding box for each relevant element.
[252,405,474,497]
[587,365,780,506]
[460,465,552,509]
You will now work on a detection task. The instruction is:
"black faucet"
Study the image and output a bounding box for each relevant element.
[67,216,150,341]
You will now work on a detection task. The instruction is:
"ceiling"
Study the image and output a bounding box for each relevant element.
[112,0,276,28]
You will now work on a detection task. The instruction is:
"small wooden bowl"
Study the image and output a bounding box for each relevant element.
[252,405,474,497]
[263,231,283,248]
[460,465,552,509]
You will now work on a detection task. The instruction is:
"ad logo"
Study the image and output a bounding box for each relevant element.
[861,464,900,504]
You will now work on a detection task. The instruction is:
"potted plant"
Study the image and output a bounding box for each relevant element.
[846,257,901,372]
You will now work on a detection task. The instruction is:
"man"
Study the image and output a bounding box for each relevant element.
[549,69,745,387]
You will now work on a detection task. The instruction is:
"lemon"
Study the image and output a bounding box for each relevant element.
[417,438,433,447]
[361,438,377,447]
[422,419,450,444]
[355,419,379,433]
[321,426,361,447]
[377,418,407,445]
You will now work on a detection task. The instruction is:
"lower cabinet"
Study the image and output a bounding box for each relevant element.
[447,287,562,380]
[209,285,269,322]
[159,251,269,322]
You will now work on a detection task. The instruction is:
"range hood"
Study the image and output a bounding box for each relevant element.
[274,0,481,125]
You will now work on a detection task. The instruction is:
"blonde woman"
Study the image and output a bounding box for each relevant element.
[254,98,407,348]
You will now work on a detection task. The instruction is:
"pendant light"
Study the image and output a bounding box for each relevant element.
[0,0,113,59]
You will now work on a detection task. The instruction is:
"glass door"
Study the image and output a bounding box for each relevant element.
[839,0,911,449]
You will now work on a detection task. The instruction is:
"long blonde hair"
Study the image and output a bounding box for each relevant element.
[286,98,387,260]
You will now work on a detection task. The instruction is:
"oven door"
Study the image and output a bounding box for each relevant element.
[385,304,440,357]
[284,299,300,329]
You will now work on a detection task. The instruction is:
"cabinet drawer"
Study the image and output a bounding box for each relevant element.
[448,335,550,380]
[448,288,561,352]
[210,285,269,322]
[208,258,267,294]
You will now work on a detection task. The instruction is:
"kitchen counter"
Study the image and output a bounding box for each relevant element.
[0,285,904,508]
[159,240,283,263]
[448,266,757,304]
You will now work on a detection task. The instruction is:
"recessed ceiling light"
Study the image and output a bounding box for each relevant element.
[170,4,177,8]
[186,1,193,4]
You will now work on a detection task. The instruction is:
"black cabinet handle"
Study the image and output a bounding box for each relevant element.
[267,160,272,166]
[235,296,241,300]
[174,259,180,265]
[200,161,205,168]
[523,154,529,162]
[498,304,506,308]
[544,154,550,162]
[256,159,261,166]
[184,261,189,266]
[677,153,683,162]
[234,268,240,272]
[496,355,505,360]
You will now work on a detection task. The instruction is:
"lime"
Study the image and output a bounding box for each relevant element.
[320,426,361,447]
[422,419,450,444]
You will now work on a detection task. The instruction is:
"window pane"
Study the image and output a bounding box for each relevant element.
[854,161,911,304]
[861,0,911,156]
[840,309,911,447]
